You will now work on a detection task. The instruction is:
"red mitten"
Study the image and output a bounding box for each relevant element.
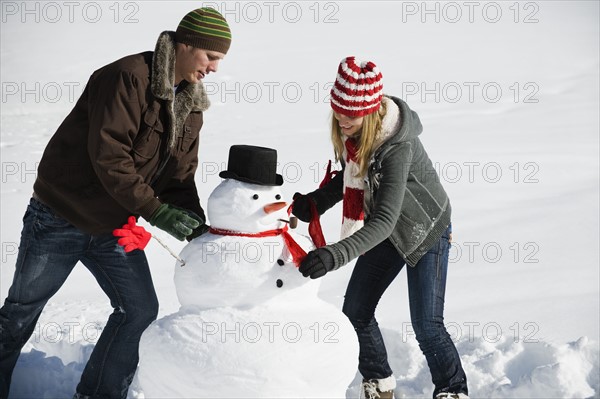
[113,216,152,252]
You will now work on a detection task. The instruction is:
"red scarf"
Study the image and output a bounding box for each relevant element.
[341,138,365,239]
[209,224,307,267]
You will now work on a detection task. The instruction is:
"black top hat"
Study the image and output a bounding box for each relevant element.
[219,145,284,186]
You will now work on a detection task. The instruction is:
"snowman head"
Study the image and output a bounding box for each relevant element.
[209,145,289,232]
[208,179,289,233]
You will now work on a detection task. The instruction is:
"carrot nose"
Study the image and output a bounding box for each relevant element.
[263,201,287,214]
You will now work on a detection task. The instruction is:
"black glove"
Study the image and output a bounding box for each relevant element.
[149,203,202,241]
[299,247,336,279]
[291,192,313,223]
[187,223,211,241]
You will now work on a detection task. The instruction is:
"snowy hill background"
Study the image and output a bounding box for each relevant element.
[1,1,598,397]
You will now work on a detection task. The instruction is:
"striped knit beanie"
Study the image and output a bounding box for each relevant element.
[331,56,383,117]
[175,8,232,54]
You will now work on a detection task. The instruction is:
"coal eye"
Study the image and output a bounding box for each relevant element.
[252,194,259,200]
[275,194,281,200]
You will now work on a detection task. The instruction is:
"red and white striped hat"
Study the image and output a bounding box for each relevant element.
[330,56,383,117]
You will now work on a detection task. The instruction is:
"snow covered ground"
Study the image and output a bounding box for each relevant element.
[1,1,598,397]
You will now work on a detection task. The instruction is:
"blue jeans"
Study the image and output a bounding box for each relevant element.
[342,226,468,397]
[0,198,158,399]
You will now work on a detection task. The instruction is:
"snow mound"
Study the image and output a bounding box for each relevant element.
[9,347,92,399]
[9,321,598,398]
[347,329,599,398]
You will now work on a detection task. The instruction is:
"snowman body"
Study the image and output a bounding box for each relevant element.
[136,179,357,398]
[175,232,319,309]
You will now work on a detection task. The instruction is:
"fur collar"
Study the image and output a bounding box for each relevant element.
[151,31,210,149]
[372,96,401,153]
[151,31,210,111]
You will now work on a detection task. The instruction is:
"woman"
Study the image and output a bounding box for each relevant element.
[292,57,469,399]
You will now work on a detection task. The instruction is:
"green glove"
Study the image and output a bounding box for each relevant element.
[149,203,201,241]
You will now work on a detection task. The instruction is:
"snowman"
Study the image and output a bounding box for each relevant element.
[135,145,358,398]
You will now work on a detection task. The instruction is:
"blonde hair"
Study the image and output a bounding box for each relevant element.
[330,100,387,178]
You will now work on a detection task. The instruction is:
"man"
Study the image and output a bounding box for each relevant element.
[0,8,231,398]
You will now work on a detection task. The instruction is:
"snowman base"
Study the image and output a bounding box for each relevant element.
[136,302,358,398]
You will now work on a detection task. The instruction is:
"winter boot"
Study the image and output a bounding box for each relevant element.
[435,393,469,399]
[359,375,396,399]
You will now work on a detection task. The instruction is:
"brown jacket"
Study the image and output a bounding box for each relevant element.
[33,31,210,234]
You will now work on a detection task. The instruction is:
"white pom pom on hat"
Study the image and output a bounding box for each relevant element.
[330,56,383,118]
